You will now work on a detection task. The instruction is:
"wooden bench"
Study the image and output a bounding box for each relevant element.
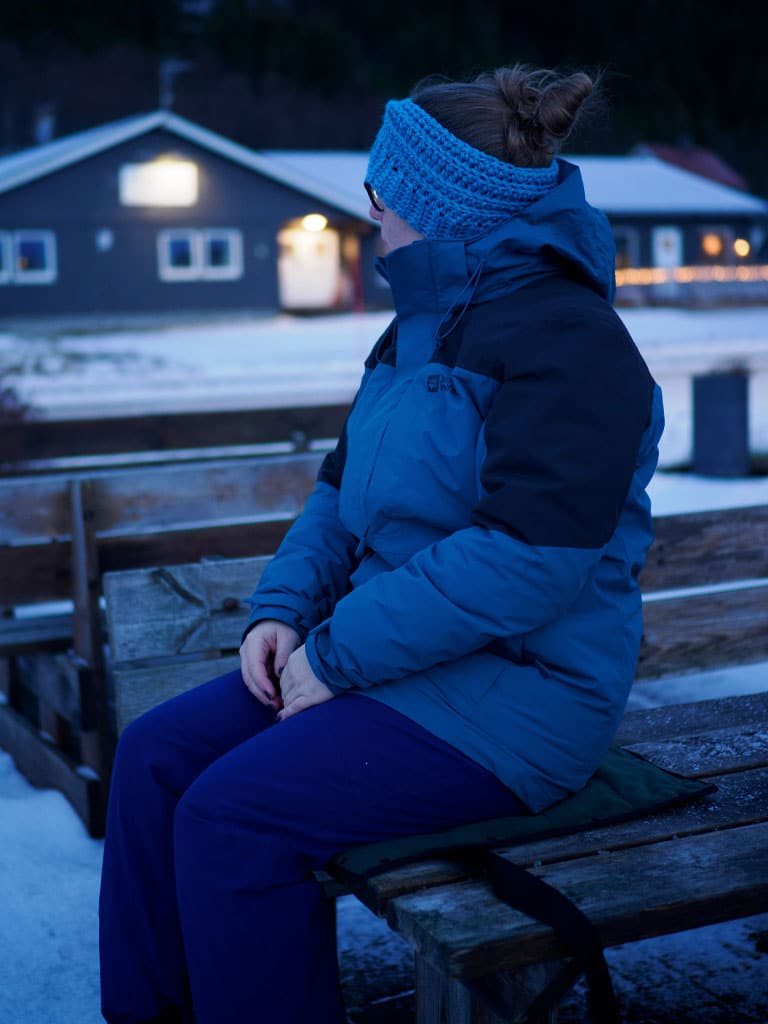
[101,503,768,1022]
[0,449,325,835]
[0,402,350,474]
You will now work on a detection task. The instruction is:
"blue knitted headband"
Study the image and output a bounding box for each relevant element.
[366,98,560,240]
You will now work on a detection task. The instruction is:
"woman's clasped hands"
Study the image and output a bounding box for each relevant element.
[240,618,334,721]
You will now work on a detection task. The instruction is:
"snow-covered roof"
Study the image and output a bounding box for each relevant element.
[265,151,768,217]
[0,111,367,219]
[0,111,765,218]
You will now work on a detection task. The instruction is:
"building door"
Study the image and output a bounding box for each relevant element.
[652,226,683,269]
[277,223,341,310]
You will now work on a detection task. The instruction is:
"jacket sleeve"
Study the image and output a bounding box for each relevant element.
[304,321,657,690]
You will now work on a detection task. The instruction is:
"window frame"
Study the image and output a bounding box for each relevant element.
[0,231,10,284]
[12,230,58,285]
[157,229,202,282]
[200,229,243,281]
[611,226,641,270]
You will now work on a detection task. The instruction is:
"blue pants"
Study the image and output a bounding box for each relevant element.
[99,669,525,1023]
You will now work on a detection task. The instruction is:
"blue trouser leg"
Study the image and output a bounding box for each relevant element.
[99,669,525,1024]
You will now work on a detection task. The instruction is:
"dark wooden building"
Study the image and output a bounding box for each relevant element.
[1,111,767,318]
[0,111,382,319]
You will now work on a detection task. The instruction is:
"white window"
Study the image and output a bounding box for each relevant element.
[200,230,243,280]
[158,230,201,281]
[0,232,10,284]
[12,230,57,284]
[157,228,243,282]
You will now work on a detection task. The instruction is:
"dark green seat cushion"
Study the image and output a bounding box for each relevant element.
[329,746,714,883]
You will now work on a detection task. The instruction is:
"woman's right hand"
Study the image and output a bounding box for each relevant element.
[240,619,301,710]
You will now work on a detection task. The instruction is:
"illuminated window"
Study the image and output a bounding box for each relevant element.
[612,227,640,270]
[699,227,733,264]
[158,229,243,282]
[0,232,10,284]
[119,160,199,207]
[13,231,57,284]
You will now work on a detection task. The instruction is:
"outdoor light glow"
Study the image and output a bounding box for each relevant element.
[301,214,328,232]
[615,265,768,287]
[119,159,199,206]
[734,238,751,258]
[701,233,724,258]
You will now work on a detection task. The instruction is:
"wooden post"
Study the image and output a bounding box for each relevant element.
[69,478,115,829]
[415,958,564,1024]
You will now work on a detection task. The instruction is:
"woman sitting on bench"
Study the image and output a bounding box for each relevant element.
[99,63,664,1024]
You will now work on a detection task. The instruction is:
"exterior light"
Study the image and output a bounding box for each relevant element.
[119,159,199,206]
[701,232,724,258]
[301,214,328,232]
[734,238,751,258]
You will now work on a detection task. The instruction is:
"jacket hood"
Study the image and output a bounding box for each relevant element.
[380,159,616,327]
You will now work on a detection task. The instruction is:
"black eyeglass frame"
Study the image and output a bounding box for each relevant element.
[364,181,385,213]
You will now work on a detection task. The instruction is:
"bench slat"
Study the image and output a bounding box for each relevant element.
[388,821,768,979]
[113,655,241,733]
[617,690,768,744]
[0,524,290,606]
[625,723,768,777]
[104,558,266,663]
[0,613,73,654]
[641,505,768,591]
[0,404,349,465]
[363,764,768,912]
[638,583,768,677]
[0,453,321,544]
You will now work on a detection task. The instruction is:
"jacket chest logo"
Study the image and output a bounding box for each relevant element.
[427,374,458,395]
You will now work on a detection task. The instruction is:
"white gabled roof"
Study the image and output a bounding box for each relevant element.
[0,111,368,219]
[565,155,768,216]
[266,150,768,217]
[0,111,765,219]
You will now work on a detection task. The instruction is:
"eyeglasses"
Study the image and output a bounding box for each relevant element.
[364,181,384,213]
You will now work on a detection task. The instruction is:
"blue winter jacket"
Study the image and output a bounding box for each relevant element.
[246,160,664,812]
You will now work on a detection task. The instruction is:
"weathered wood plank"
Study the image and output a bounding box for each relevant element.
[641,504,768,591]
[0,521,290,605]
[0,403,349,466]
[637,583,768,677]
[104,557,267,663]
[625,724,768,777]
[360,764,768,914]
[388,822,768,979]
[0,702,104,836]
[113,654,241,733]
[0,613,73,653]
[15,652,83,723]
[0,452,320,544]
[617,691,768,745]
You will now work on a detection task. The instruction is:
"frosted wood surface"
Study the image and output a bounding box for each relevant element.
[0,452,321,543]
[388,821,768,978]
[640,504,768,590]
[360,764,768,913]
[113,655,240,732]
[104,557,269,662]
[616,690,768,744]
[625,723,768,776]
[637,584,768,677]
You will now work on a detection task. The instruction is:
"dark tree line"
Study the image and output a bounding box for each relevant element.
[1,0,766,195]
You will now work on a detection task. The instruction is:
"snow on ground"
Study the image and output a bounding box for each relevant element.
[1,307,768,1023]
[2,304,768,468]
